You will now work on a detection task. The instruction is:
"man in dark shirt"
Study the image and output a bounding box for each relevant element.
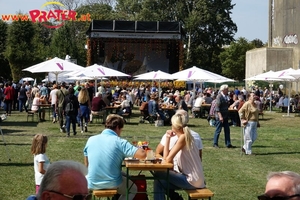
[63,87,79,136]
[213,84,236,148]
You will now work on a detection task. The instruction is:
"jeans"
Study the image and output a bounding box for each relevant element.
[4,99,12,114]
[18,98,28,112]
[51,104,57,119]
[213,117,232,146]
[65,115,77,134]
[58,107,65,128]
[153,171,198,200]
[243,121,257,154]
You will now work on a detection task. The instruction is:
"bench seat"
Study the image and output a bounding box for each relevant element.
[185,188,214,200]
[92,189,118,200]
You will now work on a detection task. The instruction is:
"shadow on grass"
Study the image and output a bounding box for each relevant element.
[0,162,33,166]
[258,151,300,155]
[0,129,30,135]
[0,142,31,146]
[1,121,39,127]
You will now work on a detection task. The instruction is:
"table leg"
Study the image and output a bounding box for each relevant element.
[126,167,129,200]
[166,168,170,200]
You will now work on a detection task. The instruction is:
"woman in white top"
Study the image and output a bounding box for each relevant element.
[31,93,45,121]
[154,113,205,200]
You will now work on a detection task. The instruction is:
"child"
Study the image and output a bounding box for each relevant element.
[30,134,50,194]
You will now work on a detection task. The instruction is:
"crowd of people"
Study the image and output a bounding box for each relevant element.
[1,80,300,199]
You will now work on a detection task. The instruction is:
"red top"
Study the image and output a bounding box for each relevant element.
[4,86,15,100]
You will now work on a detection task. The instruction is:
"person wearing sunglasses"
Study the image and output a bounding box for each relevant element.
[258,171,300,200]
[27,160,90,200]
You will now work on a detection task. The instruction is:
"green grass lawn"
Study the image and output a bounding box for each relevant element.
[0,107,299,200]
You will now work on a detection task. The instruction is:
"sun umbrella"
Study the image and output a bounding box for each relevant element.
[172,66,230,95]
[287,69,300,79]
[134,70,173,94]
[271,68,297,116]
[19,77,34,83]
[78,64,130,93]
[245,70,283,112]
[23,57,84,83]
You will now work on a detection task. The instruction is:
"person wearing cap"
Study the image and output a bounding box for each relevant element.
[238,92,260,155]
[213,84,236,148]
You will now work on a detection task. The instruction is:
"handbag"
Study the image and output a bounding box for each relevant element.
[155,119,164,127]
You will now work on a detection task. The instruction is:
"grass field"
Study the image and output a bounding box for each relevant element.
[0,107,299,200]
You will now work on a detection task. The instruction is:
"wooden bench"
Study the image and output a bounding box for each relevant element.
[92,189,118,200]
[27,111,39,122]
[122,113,131,122]
[91,112,104,124]
[185,188,214,200]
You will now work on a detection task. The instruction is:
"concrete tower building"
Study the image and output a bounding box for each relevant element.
[246,0,299,91]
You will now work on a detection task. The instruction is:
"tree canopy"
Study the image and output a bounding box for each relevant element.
[0,0,264,83]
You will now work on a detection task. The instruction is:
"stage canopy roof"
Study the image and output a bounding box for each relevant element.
[86,20,183,40]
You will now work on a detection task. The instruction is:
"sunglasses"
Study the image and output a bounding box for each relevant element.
[257,194,300,200]
[49,190,92,200]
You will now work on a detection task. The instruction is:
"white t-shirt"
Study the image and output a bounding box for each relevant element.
[34,154,50,185]
[194,97,205,108]
[49,89,58,105]
[160,130,203,150]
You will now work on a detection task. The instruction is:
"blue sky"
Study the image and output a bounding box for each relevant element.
[0,0,269,43]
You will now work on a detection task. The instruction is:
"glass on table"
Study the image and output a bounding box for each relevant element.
[132,136,137,146]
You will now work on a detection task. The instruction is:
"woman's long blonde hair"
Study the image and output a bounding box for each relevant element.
[78,88,90,104]
[171,113,194,150]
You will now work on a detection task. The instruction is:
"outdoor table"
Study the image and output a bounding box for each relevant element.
[105,105,121,115]
[200,104,211,118]
[124,160,173,200]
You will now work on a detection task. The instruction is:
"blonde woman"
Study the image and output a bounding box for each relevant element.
[31,93,46,121]
[153,113,205,200]
[78,88,91,133]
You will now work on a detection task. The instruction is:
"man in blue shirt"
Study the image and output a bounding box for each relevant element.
[83,114,146,200]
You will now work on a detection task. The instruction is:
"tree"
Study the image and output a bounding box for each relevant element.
[5,17,36,81]
[0,21,10,80]
[219,37,258,81]
[49,23,79,61]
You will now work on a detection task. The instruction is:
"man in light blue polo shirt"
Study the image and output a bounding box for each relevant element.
[84,114,146,200]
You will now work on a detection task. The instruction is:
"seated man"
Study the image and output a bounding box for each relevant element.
[192,93,205,118]
[27,160,90,200]
[90,92,107,123]
[148,94,166,121]
[84,114,146,200]
[258,171,300,200]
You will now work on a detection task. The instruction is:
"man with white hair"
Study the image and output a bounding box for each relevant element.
[258,171,300,200]
[213,84,235,148]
